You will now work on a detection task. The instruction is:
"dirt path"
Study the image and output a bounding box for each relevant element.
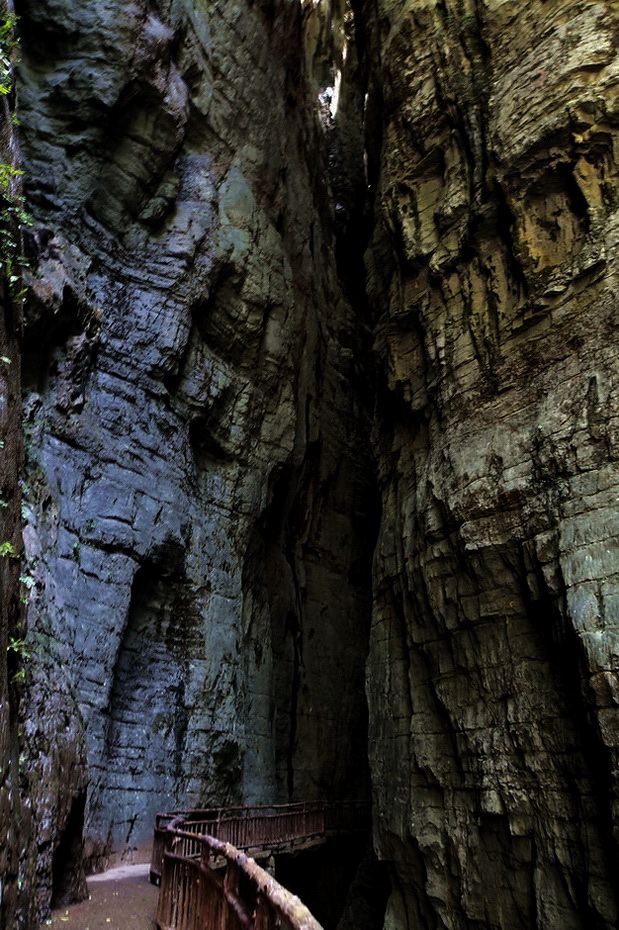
[40,864,159,930]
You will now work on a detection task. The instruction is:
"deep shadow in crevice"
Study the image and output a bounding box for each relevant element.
[275,837,389,930]
[189,414,233,466]
[51,790,88,908]
[92,551,207,864]
[521,552,619,923]
[21,285,86,394]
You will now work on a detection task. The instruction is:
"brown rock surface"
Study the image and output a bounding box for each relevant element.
[364,1,619,927]
[0,3,35,926]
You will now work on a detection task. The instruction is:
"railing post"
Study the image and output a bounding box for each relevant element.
[224,861,239,897]
[253,892,271,930]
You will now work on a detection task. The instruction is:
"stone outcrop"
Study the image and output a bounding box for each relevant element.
[364,1,619,928]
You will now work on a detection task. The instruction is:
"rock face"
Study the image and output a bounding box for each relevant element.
[7,0,619,928]
[0,5,36,926]
[364,1,619,928]
[14,0,375,914]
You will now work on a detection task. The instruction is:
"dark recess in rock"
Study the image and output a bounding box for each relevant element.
[51,790,88,908]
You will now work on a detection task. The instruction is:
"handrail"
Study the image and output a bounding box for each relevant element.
[150,800,370,886]
[152,800,371,930]
[157,824,325,930]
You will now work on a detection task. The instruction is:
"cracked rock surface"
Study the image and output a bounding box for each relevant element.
[14,0,375,918]
[364,1,619,928]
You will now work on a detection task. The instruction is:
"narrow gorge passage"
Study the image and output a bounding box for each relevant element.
[6,0,379,923]
[1,1,619,930]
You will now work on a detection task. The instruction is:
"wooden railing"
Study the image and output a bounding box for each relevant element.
[152,801,370,930]
[157,827,324,930]
[150,801,370,886]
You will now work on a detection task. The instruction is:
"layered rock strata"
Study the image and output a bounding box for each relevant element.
[365,1,619,928]
[14,0,375,915]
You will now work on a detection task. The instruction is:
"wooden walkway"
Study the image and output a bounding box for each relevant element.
[151,801,370,930]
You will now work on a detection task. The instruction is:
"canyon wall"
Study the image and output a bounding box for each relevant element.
[3,0,619,928]
[364,1,619,928]
[12,0,374,918]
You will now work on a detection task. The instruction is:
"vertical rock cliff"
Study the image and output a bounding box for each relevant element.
[12,0,375,917]
[3,0,619,928]
[364,1,619,928]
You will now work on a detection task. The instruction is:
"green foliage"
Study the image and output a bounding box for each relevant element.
[0,539,17,557]
[0,163,22,186]
[18,572,35,603]
[0,163,32,287]
[0,12,18,96]
[22,417,44,442]
[7,633,33,684]
[7,635,30,657]
[0,15,32,296]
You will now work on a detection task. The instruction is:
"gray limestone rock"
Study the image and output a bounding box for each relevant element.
[14,0,375,921]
